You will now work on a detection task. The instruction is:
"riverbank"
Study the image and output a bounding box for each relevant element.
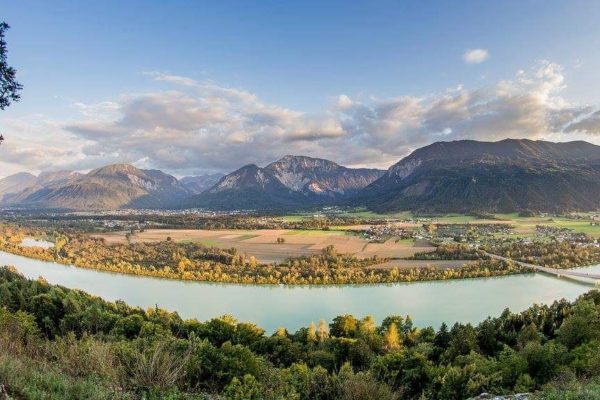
[2,250,597,332]
[0,238,526,285]
[0,223,536,285]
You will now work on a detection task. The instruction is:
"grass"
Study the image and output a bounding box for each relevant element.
[179,238,218,247]
[551,219,600,237]
[0,353,128,400]
[341,210,388,219]
[536,376,600,399]
[489,213,600,238]
[342,210,600,238]
[337,208,414,220]
[493,212,522,220]
[238,234,259,240]
[277,210,600,239]
[432,214,478,224]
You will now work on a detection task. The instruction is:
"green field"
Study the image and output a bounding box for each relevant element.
[338,208,414,220]
[550,219,600,237]
[394,238,416,245]
[237,234,260,240]
[180,238,218,246]
[492,214,600,237]
[432,214,479,224]
[278,209,600,238]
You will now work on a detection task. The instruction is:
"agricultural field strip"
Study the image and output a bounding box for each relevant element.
[93,228,436,264]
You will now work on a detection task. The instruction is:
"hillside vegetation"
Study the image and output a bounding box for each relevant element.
[355,139,600,213]
[1,267,600,399]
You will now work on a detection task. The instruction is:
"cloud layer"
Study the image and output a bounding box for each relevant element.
[1,61,599,177]
[463,48,490,64]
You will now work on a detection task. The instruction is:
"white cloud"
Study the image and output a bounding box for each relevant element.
[1,61,599,178]
[564,110,600,134]
[463,48,490,64]
[143,71,200,88]
[335,94,353,109]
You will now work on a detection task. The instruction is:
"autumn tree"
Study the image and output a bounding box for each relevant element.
[317,319,328,342]
[307,321,317,344]
[383,322,401,350]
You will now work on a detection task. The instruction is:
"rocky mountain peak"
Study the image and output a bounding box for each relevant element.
[88,163,145,178]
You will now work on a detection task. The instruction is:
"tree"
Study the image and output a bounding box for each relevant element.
[224,374,264,400]
[358,315,376,337]
[517,322,541,349]
[317,319,328,342]
[444,323,479,361]
[338,369,398,400]
[330,314,358,338]
[425,223,437,236]
[433,322,450,349]
[383,323,401,350]
[557,300,600,349]
[379,315,403,334]
[307,322,318,344]
[274,326,288,338]
[0,22,23,144]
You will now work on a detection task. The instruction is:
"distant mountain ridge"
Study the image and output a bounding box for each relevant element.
[180,173,224,194]
[355,139,600,213]
[1,164,191,210]
[189,155,385,210]
[0,172,37,203]
[3,140,600,212]
[0,156,383,211]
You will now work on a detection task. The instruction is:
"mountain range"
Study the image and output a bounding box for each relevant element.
[0,165,190,210]
[2,139,600,213]
[188,155,384,210]
[180,173,224,194]
[354,139,600,213]
[0,155,384,211]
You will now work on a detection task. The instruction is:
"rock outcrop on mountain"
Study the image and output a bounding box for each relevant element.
[190,155,384,210]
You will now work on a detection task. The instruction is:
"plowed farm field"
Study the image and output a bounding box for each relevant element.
[94,229,436,263]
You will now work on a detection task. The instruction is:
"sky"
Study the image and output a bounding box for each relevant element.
[1,0,600,178]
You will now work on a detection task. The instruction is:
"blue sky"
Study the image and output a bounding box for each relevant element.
[1,1,600,177]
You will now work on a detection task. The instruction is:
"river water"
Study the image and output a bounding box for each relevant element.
[1,250,598,332]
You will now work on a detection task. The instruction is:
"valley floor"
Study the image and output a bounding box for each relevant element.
[93,228,435,263]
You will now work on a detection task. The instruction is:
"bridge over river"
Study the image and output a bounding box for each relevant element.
[485,252,600,284]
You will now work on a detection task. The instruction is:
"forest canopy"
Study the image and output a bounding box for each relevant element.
[1,266,600,399]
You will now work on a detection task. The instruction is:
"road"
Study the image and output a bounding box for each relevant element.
[485,252,600,282]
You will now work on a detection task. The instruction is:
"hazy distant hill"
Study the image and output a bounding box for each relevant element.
[8,164,191,210]
[354,139,600,213]
[0,172,37,203]
[189,155,384,210]
[5,170,85,204]
[180,173,224,194]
